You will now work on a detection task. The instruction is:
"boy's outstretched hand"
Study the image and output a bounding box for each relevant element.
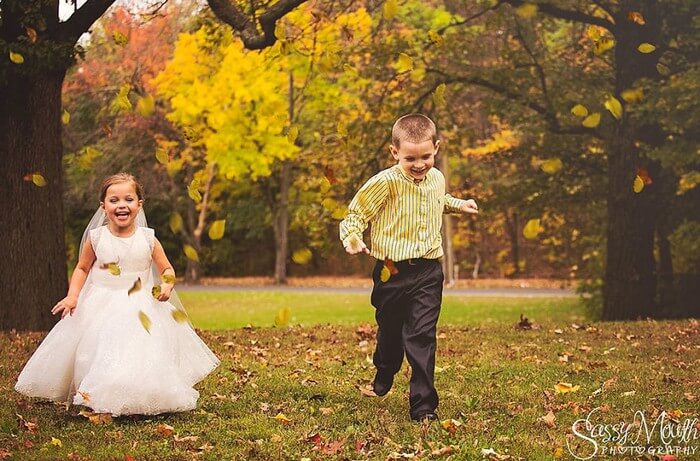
[461,199,479,214]
[345,235,370,255]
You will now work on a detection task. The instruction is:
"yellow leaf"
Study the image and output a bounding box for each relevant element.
[637,43,656,53]
[61,110,70,125]
[274,307,290,327]
[136,95,155,117]
[593,37,615,55]
[162,274,176,284]
[337,120,348,137]
[428,30,444,46]
[113,31,129,46]
[554,447,565,458]
[380,265,391,282]
[114,84,132,112]
[128,277,142,296]
[32,173,47,187]
[169,212,183,234]
[184,244,199,262]
[433,83,446,107]
[582,112,601,128]
[155,147,169,165]
[9,51,24,64]
[383,0,398,20]
[274,412,291,423]
[287,125,299,144]
[138,310,152,333]
[187,179,202,203]
[633,175,644,193]
[26,27,38,43]
[586,26,601,41]
[172,309,189,324]
[621,88,644,103]
[604,95,623,120]
[554,382,580,393]
[103,262,121,276]
[570,104,588,117]
[541,158,563,174]
[523,219,543,240]
[516,3,538,18]
[50,437,62,447]
[396,53,414,73]
[208,219,226,240]
[292,248,312,265]
[152,285,161,298]
[331,206,348,220]
[656,62,670,75]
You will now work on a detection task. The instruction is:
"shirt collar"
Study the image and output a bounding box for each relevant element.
[394,164,427,184]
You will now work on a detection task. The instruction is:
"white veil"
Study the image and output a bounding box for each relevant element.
[79,207,189,317]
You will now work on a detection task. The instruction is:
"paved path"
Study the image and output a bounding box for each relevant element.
[176,285,576,297]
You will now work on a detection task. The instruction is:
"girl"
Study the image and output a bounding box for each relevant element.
[15,173,219,416]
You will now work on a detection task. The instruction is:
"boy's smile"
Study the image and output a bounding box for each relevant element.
[390,139,439,182]
[101,181,143,233]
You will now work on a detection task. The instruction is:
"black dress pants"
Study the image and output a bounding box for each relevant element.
[370,258,443,418]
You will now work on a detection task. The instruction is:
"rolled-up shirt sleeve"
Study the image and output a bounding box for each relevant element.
[443,193,467,214]
[339,174,389,248]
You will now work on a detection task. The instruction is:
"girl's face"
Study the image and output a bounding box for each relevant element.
[101,181,143,231]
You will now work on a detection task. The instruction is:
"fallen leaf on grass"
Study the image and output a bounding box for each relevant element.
[50,437,62,447]
[156,423,175,437]
[440,418,462,434]
[16,414,38,432]
[0,450,12,460]
[540,410,556,428]
[79,410,112,425]
[554,382,580,393]
[357,385,376,397]
[274,412,291,424]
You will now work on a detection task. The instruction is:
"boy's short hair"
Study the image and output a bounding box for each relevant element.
[391,113,437,147]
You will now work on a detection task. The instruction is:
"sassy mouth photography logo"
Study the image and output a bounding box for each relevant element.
[566,407,700,460]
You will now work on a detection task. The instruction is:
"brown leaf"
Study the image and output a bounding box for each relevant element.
[540,410,556,428]
[384,258,399,275]
[127,277,141,296]
[16,414,38,432]
[357,385,376,397]
[156,423,175,438]
[321,439,345,455]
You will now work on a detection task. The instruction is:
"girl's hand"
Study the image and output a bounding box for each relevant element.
[51,296,78,319]
[157,284,173,302]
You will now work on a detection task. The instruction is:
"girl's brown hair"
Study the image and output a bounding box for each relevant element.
[99,173,144,202]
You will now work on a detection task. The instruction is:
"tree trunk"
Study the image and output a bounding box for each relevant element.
[602,2,661,320]
[273,160,291,284]
[0,70,68,330]
[504,209,521,278]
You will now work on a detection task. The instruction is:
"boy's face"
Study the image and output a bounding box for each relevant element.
[390,139,440,181]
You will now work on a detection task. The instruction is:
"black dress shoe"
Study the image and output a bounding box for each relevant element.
[411,411,439,423]
[372,371,394,396]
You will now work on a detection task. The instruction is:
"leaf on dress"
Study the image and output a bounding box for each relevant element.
[100,262,121,276]
[128,277,142,296]
[162,274,176,284]
[138,310,152,333]
[151,285,161,299]
[171,309,189,324]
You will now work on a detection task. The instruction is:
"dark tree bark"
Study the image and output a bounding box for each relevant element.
[273,160,291,284]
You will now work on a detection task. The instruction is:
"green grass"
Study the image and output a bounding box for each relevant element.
[2,295,698,460]
[179,291,586,329]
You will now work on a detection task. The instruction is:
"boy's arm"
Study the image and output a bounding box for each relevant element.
[444,194,479,214]
[339,175,389,253]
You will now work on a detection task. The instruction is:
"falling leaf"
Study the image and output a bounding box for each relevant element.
[656,62,670,75]
[380,265,391,282]
[540,411,556,428]
[633,175,644,193]
[169,212,183,234]
[274,307,291,327]
[554,382,580,393]
[274,412,291,424]
[128,277,142,296]
[523,219,543,239]
[208,219,226,240]
[516,3,538,18]
[637,167,653,185]
[593,37,615,55]
[9,51,24,64]
[162,274,176,284]
[541,158,563,174]
[287,125,299,144]
[112,31,129,46]
[582,112,601,128]
[138,310,152,333]
[383,0,398,20]
[627,11,645,25]
[637,43,656,53]
[26,27,38,43]
[570,104,588,117]
[604,95,623,120]
[187,179,202,203]
[384,258,399,275]
[621,88,644,103]
[113,84,132,112]
[100,262,121,276]
[396,53,414,73]
[183,244,199,262]
[61,110,70,125]
[151,285,161,299]
[428,30,444,46]
[292,248,312,265]
[136,95,155,117]
[433,83,446,106]
[50,437,62,447]
[31,173,47,187]
[172,309,189,324]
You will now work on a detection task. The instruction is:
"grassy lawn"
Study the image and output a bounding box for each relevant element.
[2,295,698,460]
[179,291,586,329]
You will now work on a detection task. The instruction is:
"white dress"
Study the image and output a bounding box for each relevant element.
[15,226,219,416]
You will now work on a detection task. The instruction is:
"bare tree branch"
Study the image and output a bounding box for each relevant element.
[58,0,117,41]
[207,0,308,50]
[501,0,615,32]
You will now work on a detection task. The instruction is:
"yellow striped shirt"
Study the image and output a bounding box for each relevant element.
[339,165,467,261]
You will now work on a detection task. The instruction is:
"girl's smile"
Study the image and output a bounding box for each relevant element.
[101,181,143,234]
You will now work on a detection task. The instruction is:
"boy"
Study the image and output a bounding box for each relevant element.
[339,113,478,422]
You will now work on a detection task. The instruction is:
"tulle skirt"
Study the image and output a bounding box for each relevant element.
[15,271,219,416]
